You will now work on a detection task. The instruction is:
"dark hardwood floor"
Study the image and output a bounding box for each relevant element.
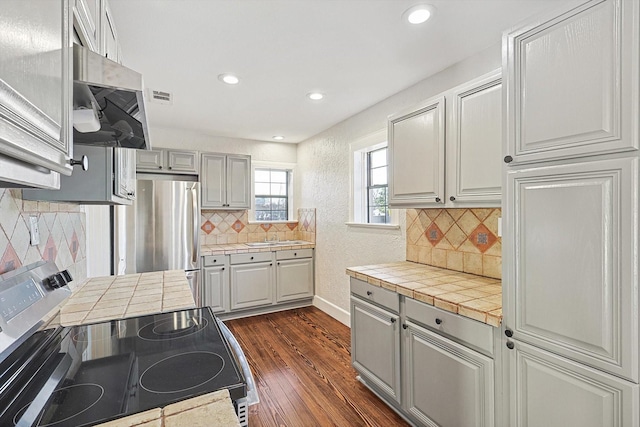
[225,307,410,427]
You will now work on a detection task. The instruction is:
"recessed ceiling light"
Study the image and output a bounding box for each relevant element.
[403,5,434,25]
[307,92,324,101]
[218,73,239,85]
[272,135,285,141]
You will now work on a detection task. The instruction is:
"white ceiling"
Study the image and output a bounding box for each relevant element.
[109,0,566,144]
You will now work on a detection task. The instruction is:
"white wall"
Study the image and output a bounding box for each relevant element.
[147,128,298,164]
[296,43,502,321]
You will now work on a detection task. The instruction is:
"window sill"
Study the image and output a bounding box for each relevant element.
[248,220,298,225]
[345,222,401,230]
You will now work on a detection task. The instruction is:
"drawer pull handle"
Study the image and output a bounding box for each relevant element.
[250,256,254,260]
[435,318,442,325]
[294,252,297,256]
[402,324,408,330]
[506,341,515,350]
[366,291,372,296]
[505,328,513,338]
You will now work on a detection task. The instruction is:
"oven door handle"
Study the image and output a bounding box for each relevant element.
[216,318,259,406]
[16,354,72,427]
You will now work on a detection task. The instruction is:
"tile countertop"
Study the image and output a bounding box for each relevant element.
[59,270,196,326]
[201,241,315,255]
[346,261,502,327]
[95,389,241,427]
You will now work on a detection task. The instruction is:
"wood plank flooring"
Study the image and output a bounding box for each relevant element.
[225,307,410,427]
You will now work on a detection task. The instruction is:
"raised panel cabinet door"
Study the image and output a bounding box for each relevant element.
[201,153,226,208]
[73,0,99,52]
[102,0,119,62]
[504,0,639,164]
[276,257,313,302]
[447,70,502,205]
[136,149,165,171]
[203,266,229,313]
[350,297,401,403]
[507,341,638,427]
[230,262,274,310]
[404,321,494,427]
[503,157,638,381]
[0,0,73,181]
[167,150,198,174]
[226,155,251,209]
[388,96,445,206]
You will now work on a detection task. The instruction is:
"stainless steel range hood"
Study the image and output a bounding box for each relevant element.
[73,44,151,150]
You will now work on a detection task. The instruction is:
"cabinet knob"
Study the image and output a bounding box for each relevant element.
[250,256,254,260]
[435,318,442,325]
[366,291,372,296]
[402,324,408,330]
[222,267,225,271]
[168,166,173,170]
[70,156,89,171]
[294,253,297,256]
[506,341,515,350]
[449,196,456,202]
[504,155,513,164]
[390,318,396,323]
[505,328,514,338]
[435,197,441,203]
[127,192,135,197]
[277,262,280,265]
[213,259,216,263]
[158,166,162,169]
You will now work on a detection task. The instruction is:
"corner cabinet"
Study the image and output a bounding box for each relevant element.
[388,70,502,208]
[388,96,445,206]
[136,149,199,174]
[0,0,73,189]
[201,153,251,209]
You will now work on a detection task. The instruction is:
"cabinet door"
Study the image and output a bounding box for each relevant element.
[102,1,119,62]
[73,0,99,52]
[230,262,274,310]
[504,157,638,381]
[350,297,401,403]
[226,155,251,209]
[0,0,73,183]
[167,150,199,174]
[201,153,226,208]
[114,148,136,200]
[203,266,229,313]
[405,321,494,427]
[388,96,445,207]
[136,149,165,171]
[506,340,638,427]
[447,70,502,205]
[276,258,313,302]
[504,0,639,164]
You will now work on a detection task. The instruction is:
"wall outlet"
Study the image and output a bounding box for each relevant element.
[29,216,40,246]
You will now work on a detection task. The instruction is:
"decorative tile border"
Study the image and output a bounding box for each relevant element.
[406,208,501,279]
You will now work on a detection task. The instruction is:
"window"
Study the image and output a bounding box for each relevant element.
[254,168,289,221]
[366,147,390,224]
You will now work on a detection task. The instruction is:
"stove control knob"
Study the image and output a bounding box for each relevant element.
[60,269,73,284]
[42,276,56,289]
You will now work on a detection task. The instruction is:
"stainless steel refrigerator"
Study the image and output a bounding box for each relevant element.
[113,176,201,305]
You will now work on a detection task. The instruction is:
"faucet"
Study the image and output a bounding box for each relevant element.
[264,234,279,243]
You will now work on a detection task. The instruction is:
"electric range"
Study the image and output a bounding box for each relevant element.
[0,261,249,427]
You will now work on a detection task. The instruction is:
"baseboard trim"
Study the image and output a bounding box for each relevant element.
[313,295,350,327]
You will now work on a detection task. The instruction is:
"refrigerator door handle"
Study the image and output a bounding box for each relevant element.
[191,184,198,265]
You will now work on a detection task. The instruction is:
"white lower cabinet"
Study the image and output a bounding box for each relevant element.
[276,249,314,302]
[405,321,494,427]
[350,277,499,427]
[230,254,274,311]
[351,296,401,403]
[508,341,638,427]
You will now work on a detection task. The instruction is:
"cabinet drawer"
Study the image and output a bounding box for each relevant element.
[405,297,494,357]
[276,248,313,260]
[203,255,228,267]
[230,252,273,265]
[350,278,399,314]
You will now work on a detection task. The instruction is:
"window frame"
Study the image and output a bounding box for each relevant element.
[366,146,390,224]
[250,161,295,223]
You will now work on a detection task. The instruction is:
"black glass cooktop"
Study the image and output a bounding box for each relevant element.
[0,307,245,427]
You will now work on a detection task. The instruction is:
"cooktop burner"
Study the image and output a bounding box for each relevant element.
[140,351,225,394]
[137,314,209,341]
[0,307,246,427]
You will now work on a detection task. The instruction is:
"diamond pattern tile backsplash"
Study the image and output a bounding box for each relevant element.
[406,208,501,279]
[200,208,316,245]
[0,189,87,281]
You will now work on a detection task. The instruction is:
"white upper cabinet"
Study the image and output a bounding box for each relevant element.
[446,70,502,205]
[504,157,638,381]
[73,0,100,52]
[201,153,251,210]
[0,0,73,188]
[503,0,638,165]
[136,149,199,174]
[388,96,446,206]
